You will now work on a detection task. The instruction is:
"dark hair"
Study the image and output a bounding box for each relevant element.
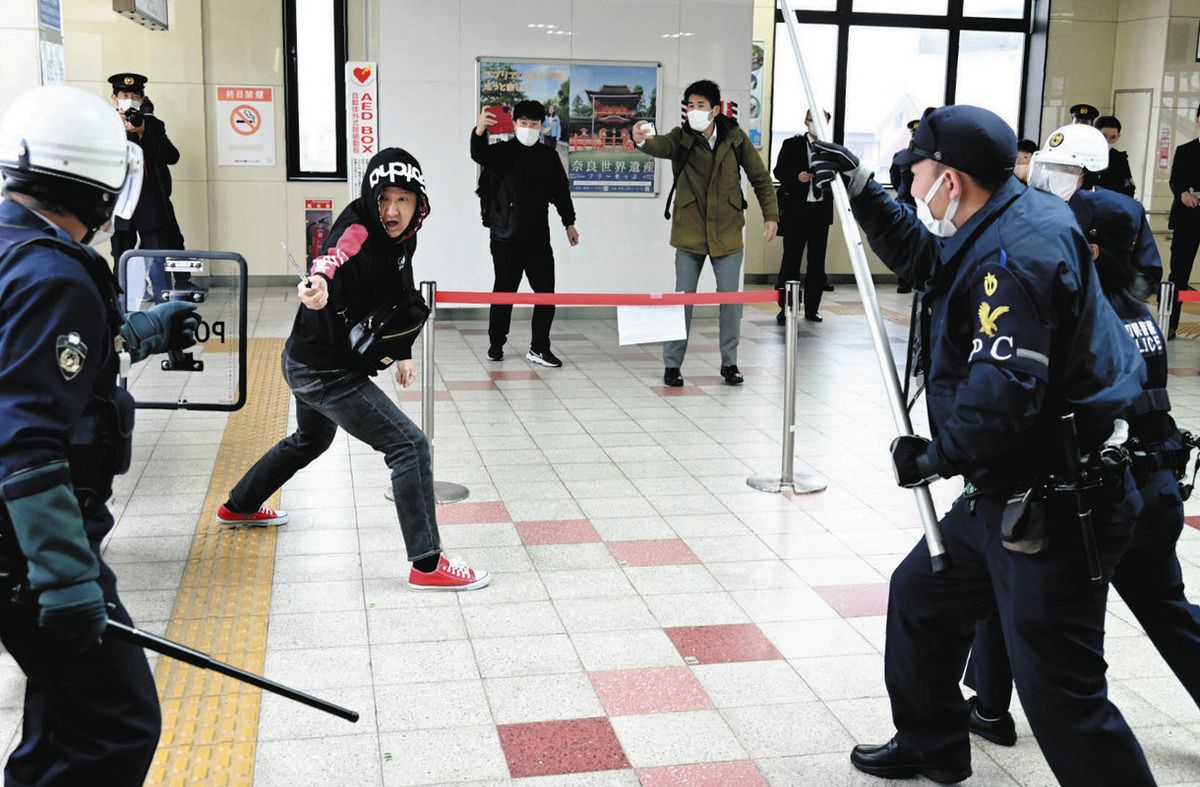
[513,100,545,122]
[1017,138,1039,154]
[683,80,720,107]
[1095,115,1121,132]
[805,109,832,121]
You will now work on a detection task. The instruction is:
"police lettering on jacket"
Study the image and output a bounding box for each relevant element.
[1123,316,1164,359]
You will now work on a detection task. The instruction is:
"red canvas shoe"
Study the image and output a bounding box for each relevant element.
[216,504,288,527]
[408,555,490,591]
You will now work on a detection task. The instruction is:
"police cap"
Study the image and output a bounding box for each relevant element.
[1069,189,1139,261]
[107,73,148,95]
[1069,103,1098,124]
[906,118,920,133]
[893,105,1016,181]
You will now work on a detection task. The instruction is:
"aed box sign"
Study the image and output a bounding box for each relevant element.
[346,61,378,202]
[216,85,276,167]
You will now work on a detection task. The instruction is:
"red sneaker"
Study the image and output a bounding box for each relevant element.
[216,504,288,527]
[408,555,490,591]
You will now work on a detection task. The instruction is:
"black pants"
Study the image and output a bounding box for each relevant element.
[1169,222,1200,331]
[775,216,829,316]
[1,495,160,786]
[885,477,1154,785]
[111,226,190,297]
[489,238,555,353]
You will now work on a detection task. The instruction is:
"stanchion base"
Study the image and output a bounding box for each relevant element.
[746,471,827,494]
[384,482,471,505]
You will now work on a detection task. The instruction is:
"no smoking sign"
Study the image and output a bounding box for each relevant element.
[230,104,262,136]
[216,85,275,166]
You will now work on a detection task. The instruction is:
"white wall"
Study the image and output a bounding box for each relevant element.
[377,0,756,301]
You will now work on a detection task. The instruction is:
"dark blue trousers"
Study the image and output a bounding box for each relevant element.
[0,495,160,787]
[885,474,1155,786]
[967,466,1200,713]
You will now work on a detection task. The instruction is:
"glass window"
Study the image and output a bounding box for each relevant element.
[770,23,837,173]
[963,0,1025,18]
[955,31,1024,133]
[295,0,337,173]
[854,0,948,13]
[845,27,948,184]
[785,0,837,10]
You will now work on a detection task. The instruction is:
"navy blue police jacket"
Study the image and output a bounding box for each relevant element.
[1070,188,1162,286]
[0,199,124,518]
[849,176,1146,493]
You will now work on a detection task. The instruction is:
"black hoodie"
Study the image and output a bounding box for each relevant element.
[285,148,430,372]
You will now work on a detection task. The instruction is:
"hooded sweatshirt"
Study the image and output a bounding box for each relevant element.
[285,148,430,372]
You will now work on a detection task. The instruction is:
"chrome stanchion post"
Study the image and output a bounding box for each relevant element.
[1159,280,1177,336]
[748,280,827,494]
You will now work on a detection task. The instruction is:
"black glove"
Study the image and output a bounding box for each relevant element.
[119,301,200,362]
[890,435,940,488]
[38,582,108,653]
[810,140,872,200]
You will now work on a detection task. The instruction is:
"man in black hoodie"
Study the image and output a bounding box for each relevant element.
[216,148,490,592]
[472,100,579,367]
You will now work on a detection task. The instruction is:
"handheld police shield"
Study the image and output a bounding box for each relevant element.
[117,250,248,411]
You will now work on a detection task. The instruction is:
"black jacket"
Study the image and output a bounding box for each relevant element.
[1094,148,1135,198]
[1169,138,1200,230]
[470,130,575,242]
[286,149,428,372]
[117,113,180,233]
[773,134,833,226]
[889,150,916,206]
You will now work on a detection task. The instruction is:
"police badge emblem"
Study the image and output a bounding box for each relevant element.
[1048,132,1064,148]
[56,333,87,381]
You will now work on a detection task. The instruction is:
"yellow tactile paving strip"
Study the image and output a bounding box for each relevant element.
[147,338,289,787]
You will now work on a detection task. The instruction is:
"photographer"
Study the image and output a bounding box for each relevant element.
[216,147,490,592]
[106,73,192,300]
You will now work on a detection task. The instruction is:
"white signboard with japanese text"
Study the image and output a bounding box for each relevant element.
[215,85,275,166]
[346,61,378,200]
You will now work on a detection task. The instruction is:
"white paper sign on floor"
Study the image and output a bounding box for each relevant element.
[617,305,686,345]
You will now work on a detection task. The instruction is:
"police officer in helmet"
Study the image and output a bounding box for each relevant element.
[811,105,1155,784]
[0,84,199,783]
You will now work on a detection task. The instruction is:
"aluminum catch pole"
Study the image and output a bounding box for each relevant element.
[778,0,947,573]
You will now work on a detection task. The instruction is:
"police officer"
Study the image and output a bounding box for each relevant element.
[810,105,1155,785]
[1070,102,1099,125]
[1093,115,1136,198]
[0,85,199,783]
[888,117,922,294]
[1168,105,1200,337]
[964,171,1200,745]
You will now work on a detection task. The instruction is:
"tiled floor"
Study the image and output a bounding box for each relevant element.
[4,286,1199,785]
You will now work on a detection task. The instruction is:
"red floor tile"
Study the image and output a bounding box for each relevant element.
[396,390,452,401]
[813,582,890,618]
[490,370,541,381]
[637,760,768,787]
[589,666,712,716]
[445,380,500,391]
[651,386,707,397]
[498,717,630,778]
[436,501,511,525]
[1186,516,1200,531]
[1169,368,1200,376]
[664,623,783,665]
[516,519,600,545]
[607,538,700,567]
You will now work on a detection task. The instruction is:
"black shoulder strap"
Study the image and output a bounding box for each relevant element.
[664,134,695,220]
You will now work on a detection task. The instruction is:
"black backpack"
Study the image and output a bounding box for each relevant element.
[475,167,520,240]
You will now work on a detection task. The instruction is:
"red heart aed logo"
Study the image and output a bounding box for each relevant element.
[353,66,372,83]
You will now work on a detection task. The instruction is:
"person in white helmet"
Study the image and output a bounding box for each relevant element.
[0,84,200,783]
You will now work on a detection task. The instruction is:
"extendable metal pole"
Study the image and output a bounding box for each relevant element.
[1159,281,1177,336]
[748,280,826,494]
[779,0,947,573]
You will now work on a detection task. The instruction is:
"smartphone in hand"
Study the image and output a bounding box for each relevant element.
[485,104,514,136]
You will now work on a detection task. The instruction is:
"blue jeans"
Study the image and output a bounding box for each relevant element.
[228,353,441,562]
[662,248,744,368]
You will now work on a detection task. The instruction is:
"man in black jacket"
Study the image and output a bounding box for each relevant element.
[1169,106,1200,336]
[1094,115,1136,198]
[773,109,833,322]
[106,73,191,300]
[471,100,579,367]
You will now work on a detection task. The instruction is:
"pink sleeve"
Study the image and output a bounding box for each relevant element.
[310,223,369,279]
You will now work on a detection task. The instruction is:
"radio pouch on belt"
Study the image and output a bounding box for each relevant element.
[1001,488,1049,555]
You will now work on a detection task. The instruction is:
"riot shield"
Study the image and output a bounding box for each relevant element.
[117,250,248,411]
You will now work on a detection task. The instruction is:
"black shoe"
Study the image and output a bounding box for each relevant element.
[805,313,823,323]
[897,284,912,294]
[776,310,786,325]
[487,345,504,361]
[663,367,684,387]
[1168,330,1178,340]
[823,282,835,292]
[967,697,1017,747]
[720,365,743,385]
[527,348,563,368]
[850,739,971,784]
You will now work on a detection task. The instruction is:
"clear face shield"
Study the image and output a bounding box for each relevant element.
[111,141,144,221]
[1027,155,1082,202]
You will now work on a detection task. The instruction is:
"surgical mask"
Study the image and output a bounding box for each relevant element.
[687,109,713,132]
[117,97,142,112]
[914,172,959,238]
[1029,161,1081,202]
[514,127,540,146]
[805,121,816,136]
[88,220,115,247]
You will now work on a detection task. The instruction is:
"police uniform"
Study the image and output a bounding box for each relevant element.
[831,106,1155,785]
[1070,188,1162,288]
[1070,102,1099,125]
[888,118,921,294]
[0,198,160,783]
[1095,146,1136,198]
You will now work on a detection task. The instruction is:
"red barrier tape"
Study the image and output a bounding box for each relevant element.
[435,290,779,306]
[1178,291,1200,303]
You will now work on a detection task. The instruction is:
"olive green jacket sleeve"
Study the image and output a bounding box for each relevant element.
[735,129,779,223]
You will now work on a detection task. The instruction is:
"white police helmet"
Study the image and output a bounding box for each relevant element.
[1027,124,1109,202]
[0,85,144,232]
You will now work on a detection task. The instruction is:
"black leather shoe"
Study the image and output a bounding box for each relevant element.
[805,313,823,323]
[487,345,504,361]
[850,738,971,784]
[776,309,786,325]
[967,697,1017,746]
[663,367,684,387]
[897,284,912,294]
[720,365,743,385]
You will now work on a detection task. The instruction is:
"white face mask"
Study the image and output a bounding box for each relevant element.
[117,97,142,112]
[1029,162,1081,202]
[88,220,115,247]
[805,121,816,137]
[914,172,959,238]
[514,126,540,147]
[687,109,714,132]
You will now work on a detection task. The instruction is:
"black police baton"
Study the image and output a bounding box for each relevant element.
[1059,414,1104,585]
[105,620,359,722]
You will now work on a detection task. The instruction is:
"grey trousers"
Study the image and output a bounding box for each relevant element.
[663,248,744,368]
